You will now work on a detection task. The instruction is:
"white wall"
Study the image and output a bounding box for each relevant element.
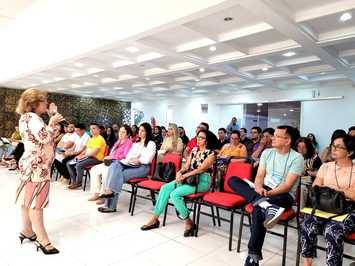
[132,81,355,149]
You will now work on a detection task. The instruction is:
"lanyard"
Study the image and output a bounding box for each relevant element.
[334,162,353,189]
[272,149,291,179]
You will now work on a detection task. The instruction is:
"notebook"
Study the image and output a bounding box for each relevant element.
[301,207,349,222]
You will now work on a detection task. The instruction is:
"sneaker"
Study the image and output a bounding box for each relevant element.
[263,204,285,229]
[244,256,259,266]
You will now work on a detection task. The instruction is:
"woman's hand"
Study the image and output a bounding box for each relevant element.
[175,172,185,183]
[129,158,140,165]
[255,185,266,196]
[343,188,355,201]
[104,156,113,160]
[49,113,64,128]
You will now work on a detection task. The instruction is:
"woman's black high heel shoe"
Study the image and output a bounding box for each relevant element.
[35,241,59,255]
[19,232,37,244]
[183,224,197,237]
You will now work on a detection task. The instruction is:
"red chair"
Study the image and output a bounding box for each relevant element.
[195,162,253,251]
[237,182,301,266]
[82,145,110,191]
[126,155,157,215]
[130,153,182,216]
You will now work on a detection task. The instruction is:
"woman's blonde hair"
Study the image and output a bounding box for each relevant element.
[16,88,48,115]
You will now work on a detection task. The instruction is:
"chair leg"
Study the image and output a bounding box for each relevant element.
[163,204,168,226]
[229,210,234,251]
[237,211,245,253]
[195,203,202,237]
[150,190,156,205]
[295,225,301,266]
[131,186,138,216]
[216,207,221,227]
[282,223,288,266]
[247,213,252,232]
[210,206,216,226]
[128,184,134,213]
[83,171,87,191]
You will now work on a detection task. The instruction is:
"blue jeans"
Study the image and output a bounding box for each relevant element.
[0,144,13,159]
[105,161,149,209]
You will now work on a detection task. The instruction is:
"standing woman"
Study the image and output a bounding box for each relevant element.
[15,88,64,255]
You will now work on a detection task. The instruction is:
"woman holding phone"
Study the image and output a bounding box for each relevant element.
[15,88,64,255]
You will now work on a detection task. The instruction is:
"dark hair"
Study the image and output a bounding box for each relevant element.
[218,128,227,133]
[90,122,99,128]
[306,133,318,146]
[154,126,162,136]
[263,127,275,136]
[330,129,347,144]
[131,124,138,136]
[58,123,65,134]
[332,135,355,159]
[139,122,153,147]
[75,123,86,130]
[99,125,106,131]
[240,127,247,133]
[251,126,262,134]
[277,125,298,149]
[122,124,132,137]
[161,126,166,131]
[348,126,355,133]
[200,122,209,131]
[231,130,241,138]
[295,137,315,159]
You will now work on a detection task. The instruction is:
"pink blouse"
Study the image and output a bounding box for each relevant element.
[18,112,56,182]
[110,138,133,160]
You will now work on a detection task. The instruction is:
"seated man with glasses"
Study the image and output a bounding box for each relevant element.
[228,125,304,266]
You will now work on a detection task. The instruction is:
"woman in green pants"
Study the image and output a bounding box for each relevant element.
[141,129,215,237]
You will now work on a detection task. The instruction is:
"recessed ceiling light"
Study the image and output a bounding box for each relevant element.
[209,45,216,52]
[340,12,352,22]
[289,109,294,112]
[257,103,263,106]
[125,46,139,53]
[257,109,261,113]
[282,51,296,57]
[199,68,205,72]
[191,87,195,90]
[145,77,150,81]
[283,113,287,117]
[224,17,233,21]
[320,72,326,75]
[262,67,268,71]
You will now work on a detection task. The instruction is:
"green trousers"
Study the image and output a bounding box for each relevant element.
[153,173,211,220]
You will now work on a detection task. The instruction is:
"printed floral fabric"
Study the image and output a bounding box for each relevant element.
[18,112,56,182]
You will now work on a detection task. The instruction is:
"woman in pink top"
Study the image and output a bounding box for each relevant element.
[15,88,64,255]
[88,125,133,204]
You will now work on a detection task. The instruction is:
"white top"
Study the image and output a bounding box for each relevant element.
[61,132,78,145]
[73,133,90,152]
[121,140,156,165]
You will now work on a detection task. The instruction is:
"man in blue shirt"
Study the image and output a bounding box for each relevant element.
[226,117,240,139]
[228,125,304,266]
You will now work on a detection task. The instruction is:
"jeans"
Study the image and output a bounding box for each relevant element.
[105,161,149,209]
[54,155,76,179]
[66,157,101,184]
[301,212,355,266]
[228,177,294,259]
[0,144,13,159]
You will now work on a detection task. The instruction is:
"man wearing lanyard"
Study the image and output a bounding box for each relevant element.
[228,125,304,266]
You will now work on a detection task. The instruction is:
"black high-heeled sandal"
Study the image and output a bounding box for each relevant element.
[35,241,59,255]
[183,224,197,237]
[19,232,37,244]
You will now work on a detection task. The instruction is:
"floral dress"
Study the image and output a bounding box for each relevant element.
[15,112,56,209]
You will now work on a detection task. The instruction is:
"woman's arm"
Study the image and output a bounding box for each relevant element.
[182,153,215,179]
[27,114,56,144]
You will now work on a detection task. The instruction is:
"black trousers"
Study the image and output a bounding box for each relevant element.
[11,142,24,164]
[228,176,294,259]
[54,155,76,179]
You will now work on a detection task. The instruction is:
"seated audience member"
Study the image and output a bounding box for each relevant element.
[178,126,189,146]
[154,123,184,176]
[185,122,209,156]
[88,125,133,204]
[105,126,117,151]
[307,133,319,151]
[67,123,106,189]
[54,123,65,145]
[296,137,322,178]
[300,134,355,266]
[112,123,119,139]
[2,142,25,170]
[99,125,107,139]
[348,126,355,137]
[246,126,262,156]
[97,123,156,213]
[320,129,347,163]
[153,126,163,150]
[131,124,139,142]
[251,128,274,161]
[228,125,304,265]
[240,127,251,146]
[57,123,77,151]
[0,126,22,161]
[226,117,240,139]
[54,123,89,182]
[141,129,215,235]
[216,127,229,152]
[161,126,167,139]
[219,130,247,160]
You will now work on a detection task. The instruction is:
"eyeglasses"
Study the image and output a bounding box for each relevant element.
[331,144,347,151]
[197,136,206,140]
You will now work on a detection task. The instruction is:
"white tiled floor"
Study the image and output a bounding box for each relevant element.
[1,167,353,266]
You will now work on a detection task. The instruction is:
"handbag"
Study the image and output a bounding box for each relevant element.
[152,162,176,183]
[184,174,199,186]
[309,185,349,215]
[103,158,112,166]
